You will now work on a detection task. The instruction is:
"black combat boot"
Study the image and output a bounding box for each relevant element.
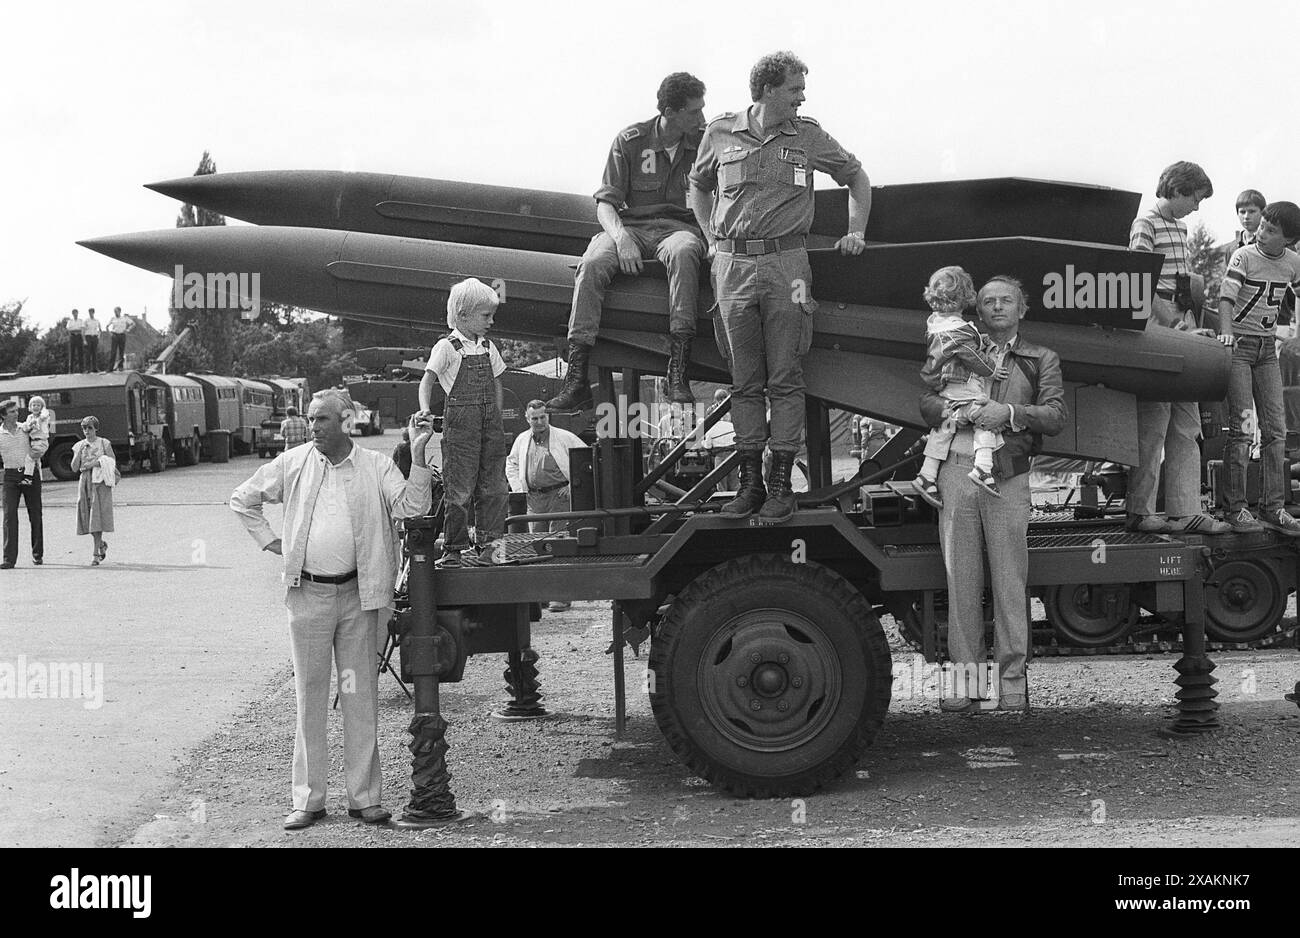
[756,450,797,524]
[720,450,766,519]
[546,342,594,411]
[666,333,694,404]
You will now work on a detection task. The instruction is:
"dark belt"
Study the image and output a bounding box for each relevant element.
[715,235,806,256]
[300,569,357,585]
[529,481,568,494]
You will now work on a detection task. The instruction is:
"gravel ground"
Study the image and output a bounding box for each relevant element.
[125,601,1300,848]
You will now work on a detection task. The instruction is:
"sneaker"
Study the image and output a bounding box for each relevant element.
[1165,514,1231,536]
[1261,508,1300,538]
[1126,514,1171,533]
[435,550,463,568]
[910,475,943,509]
[967,467,1001,498]
[478,540,506,564]
[1226,508,1263,533]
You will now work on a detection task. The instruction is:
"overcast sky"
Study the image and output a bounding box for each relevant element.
[4,0,1296,331]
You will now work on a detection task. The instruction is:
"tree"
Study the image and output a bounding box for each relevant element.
[173,151,237,373]
[1187,221,1225,311]
[18,323,69,376]
[0,300,37,374]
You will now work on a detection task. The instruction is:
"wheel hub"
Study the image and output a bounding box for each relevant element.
[698,612,842,752]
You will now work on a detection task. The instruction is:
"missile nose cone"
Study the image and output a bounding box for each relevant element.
[144,176,214,202]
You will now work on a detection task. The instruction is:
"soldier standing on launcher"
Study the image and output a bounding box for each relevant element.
[911,266,1008,508]
[689,50,871,524]
[419,279,510,568]
[547,72,708,412]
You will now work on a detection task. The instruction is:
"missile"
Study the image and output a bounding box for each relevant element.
[78,224,1227,415]
[146,170,1140,254]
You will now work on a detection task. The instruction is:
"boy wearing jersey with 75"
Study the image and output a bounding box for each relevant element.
[1218,201,1300,536]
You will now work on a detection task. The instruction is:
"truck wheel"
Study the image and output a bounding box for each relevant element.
[48,442,78,482]
[1043,583,1137,647]
[649,554,892,798]
[1204,558,1286,643]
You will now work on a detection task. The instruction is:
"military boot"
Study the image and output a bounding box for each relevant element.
[666,333,695,404]
[546,341,594,411]
[720,450,766,519]
[756,450,797,524]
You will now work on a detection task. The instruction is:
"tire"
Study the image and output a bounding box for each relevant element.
[649,554,892,797]
[1043,583,1138,647]
[1204,559,1287,643]
[48,441,78,482]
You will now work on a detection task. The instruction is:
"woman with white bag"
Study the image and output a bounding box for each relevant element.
[71,415,117,565]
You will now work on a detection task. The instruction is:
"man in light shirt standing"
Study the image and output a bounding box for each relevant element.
[65,309,85,373]
[1,400,44,568]
[230,389,435,830]
[106,307,135,371]
[82,308,102,372]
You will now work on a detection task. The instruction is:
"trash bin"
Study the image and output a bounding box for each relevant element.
[209,429,231,463]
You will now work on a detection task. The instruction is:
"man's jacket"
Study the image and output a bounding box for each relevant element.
[230,441,433,610]
[919,334,1067,480]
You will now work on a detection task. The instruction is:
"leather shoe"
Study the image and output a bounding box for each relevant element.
[940,697,975,713]
[547,601,571,612]
[348,805,392,824]
[0,562,13,570]
[997,693,1028,712]
[32,557,42,565]
[283,808,327,830]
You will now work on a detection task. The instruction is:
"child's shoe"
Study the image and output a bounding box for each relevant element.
[478,540,507,565]
[909,475,943,509]
[967,467,1001,497]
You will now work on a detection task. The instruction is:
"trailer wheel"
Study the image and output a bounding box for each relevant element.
[649,554,891,798]
[48,442,78,482]
[1043,583,1138,647]
[1204,559,1286,643]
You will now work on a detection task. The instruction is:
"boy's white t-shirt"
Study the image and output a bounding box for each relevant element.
[425,328,507,395]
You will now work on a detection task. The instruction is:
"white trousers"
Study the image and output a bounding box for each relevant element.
[286,579,383,811]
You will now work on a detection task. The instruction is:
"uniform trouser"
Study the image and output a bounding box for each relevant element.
[441,403,508,553]
[1225,335,1286,513]
[84,336,99,371]
[937,456,1030,698]
[109,334,127,370]
[286,579,382,812]
[527,485,571,533]
[568,221,705,345]
[68,335,84,372]
[713,249,814,453]
[1125,399,1202,518]
[2,469,43,565]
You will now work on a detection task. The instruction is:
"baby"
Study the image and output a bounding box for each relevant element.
[19,396,53,486]
[911,266,1006,508]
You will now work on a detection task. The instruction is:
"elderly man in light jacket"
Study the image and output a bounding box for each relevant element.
[506,400,586,533]
[231,389,435,830]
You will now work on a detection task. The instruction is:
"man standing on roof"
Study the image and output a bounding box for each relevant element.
[689,50,872,524]
[547,72,708,412]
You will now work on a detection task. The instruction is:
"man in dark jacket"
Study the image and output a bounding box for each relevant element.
[920,276,1066,713]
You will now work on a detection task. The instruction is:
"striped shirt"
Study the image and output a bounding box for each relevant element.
[0,424,33,470]
[1129,208,1189,293]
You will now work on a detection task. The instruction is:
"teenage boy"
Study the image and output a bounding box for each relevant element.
[1217,201,1300,535]
[1126,161,1230,535]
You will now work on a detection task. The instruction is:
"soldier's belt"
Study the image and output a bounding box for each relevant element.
[715,236,806,256]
